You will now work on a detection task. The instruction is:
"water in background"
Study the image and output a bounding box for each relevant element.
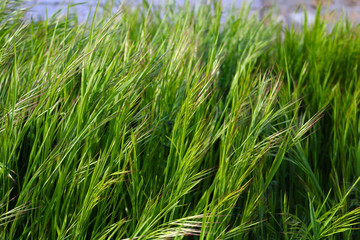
[24,0,360,25]
[26,0,262,21]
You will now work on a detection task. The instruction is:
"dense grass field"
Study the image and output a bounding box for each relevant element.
[1,0,360,239]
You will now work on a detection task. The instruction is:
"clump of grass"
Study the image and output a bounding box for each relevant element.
[0,0,360,239]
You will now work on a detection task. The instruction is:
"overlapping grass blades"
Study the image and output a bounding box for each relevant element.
[0,0,360,239]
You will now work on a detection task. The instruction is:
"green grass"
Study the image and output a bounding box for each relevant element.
[1,0,360,239]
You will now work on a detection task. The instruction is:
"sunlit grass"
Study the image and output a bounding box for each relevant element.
[0,0,360,239]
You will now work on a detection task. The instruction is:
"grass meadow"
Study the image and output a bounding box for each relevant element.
[1,0,360,239]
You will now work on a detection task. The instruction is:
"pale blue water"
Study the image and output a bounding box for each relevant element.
[26,0,263,21]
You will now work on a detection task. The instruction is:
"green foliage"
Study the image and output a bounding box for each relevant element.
[0,1,359,239]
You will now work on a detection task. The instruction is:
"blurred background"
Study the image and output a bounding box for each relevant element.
[25,0,360,24]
